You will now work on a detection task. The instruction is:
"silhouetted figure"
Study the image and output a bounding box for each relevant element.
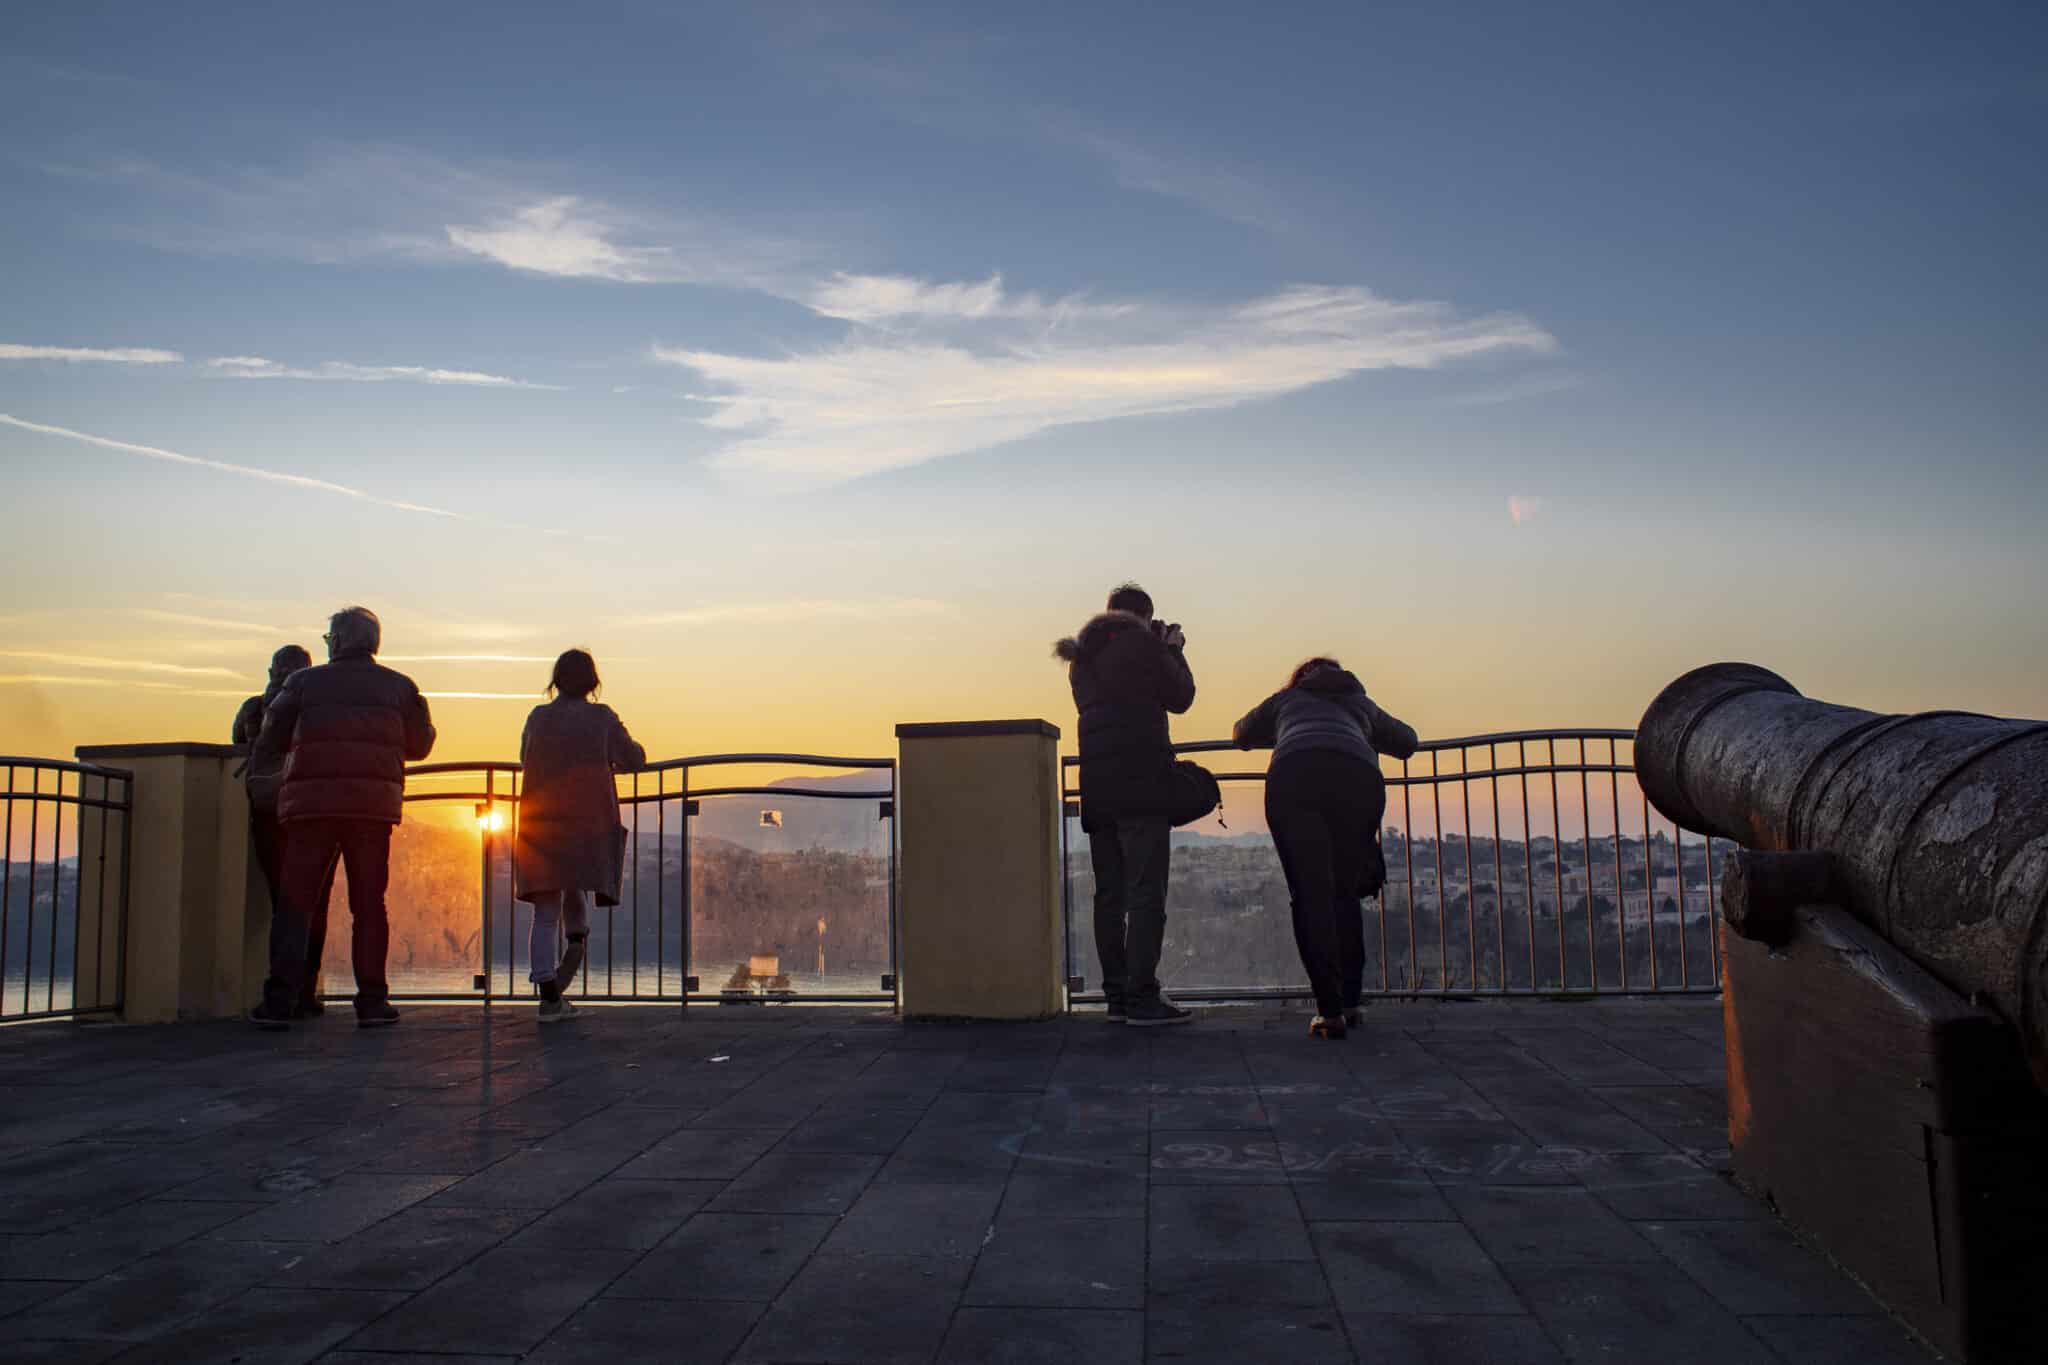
[1234,658,1417,1039]
[234,644,338,1017]
[248,607,436,1030]
[513,650,644,1024]
[1054,583,1198,1027]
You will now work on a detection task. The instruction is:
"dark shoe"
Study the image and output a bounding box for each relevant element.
[291,998,325,1020]
[1342,1006,1364,1028]
[248,1003,292,1032]
[1309,1015,1348,1040]
[1126,998,1193,1028]
[356,1002,401,1029]
[1104,996,1127,1024]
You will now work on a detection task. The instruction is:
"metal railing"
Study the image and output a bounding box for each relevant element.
[1,758,131,1024]
[315,752,897,1007]
[1061,730,1729,1002]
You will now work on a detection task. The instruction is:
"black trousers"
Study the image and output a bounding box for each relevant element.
[250,810,339,1006]
[1266,750,1387,1018]
[1088,815,1172,1004]
[264,819,392,1014]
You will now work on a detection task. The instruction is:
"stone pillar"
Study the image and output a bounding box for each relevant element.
[73,743,265,1022]
[894,720,1064,1020]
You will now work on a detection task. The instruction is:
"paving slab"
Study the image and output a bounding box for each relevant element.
[1312,1221,1523,1315]
[269,1207,538,1291]
[734,1252,971,1365]
[604,1212,834,1302]
[522,1297,763,1364]
[1503,1259,1780,1365]
[1148,1185,1315,1261]
[100,1286,407,1365]
[937,1306,1144,1365]
[819,1180,1001,1260]
[1145,1259,1352,1365]
[343,1245,639,1355]
[1343,1312,1567,1364]
[964,1214,1146,1308]
[505,1177,722,1250]
[1639,1219,1881,1316]
[702,1151,881,1215]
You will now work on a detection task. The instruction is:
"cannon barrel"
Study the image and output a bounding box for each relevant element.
[1637,662,2048,1088]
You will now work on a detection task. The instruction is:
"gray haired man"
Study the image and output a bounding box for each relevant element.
[249,607,436,1029]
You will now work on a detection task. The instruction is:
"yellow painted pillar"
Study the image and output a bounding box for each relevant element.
[894,720,1064,1020]
[73,743,266,1022]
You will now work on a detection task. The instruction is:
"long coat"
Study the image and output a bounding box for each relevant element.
[513,698,646,904]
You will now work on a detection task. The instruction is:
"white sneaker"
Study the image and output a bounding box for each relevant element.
[538,997,580,1024]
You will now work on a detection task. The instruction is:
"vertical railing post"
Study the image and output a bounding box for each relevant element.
[679,765,692,1013]
[887,760,900,1006]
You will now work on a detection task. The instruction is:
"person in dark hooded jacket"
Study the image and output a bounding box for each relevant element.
[1234,657,1417,1039]
[1054,583,1197,1026]
[234,644,338,1017]
[248,606,435,1030]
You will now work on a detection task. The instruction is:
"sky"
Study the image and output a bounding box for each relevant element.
[3,1,2044,768]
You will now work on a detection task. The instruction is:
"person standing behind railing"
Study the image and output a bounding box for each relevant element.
[513,650,645,1024]
[248,606,437,1031]
[1054,582,1202,1027]
[1233,658,1417,1039]
[233,644,338,1018]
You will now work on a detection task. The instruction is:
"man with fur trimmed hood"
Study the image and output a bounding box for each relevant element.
[1054,583,1197,1026]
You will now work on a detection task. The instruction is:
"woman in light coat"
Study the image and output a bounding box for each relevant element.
[514,650,645,1022]
[1234,658,1418,1039]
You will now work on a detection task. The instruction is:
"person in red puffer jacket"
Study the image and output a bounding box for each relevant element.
[249,605,436,1030]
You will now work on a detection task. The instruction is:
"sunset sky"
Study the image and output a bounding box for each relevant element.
[4,2,2044,767]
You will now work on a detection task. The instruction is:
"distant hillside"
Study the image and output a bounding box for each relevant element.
[630,770,892,855]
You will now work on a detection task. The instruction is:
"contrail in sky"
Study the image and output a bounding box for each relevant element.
[0,413,609,541]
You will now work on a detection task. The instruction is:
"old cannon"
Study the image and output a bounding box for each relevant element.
[1637,661,2048,1088]
[1638,662,2048,1362]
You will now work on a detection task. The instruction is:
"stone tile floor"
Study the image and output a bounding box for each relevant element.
[0,998,1940,1364]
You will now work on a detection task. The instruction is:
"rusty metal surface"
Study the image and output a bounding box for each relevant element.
[1639,662,2048,1089]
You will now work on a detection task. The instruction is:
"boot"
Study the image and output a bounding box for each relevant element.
[556,934,587,998]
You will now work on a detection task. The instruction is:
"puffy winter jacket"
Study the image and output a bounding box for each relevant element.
[1054,611,1196,829]
[1231,664,1418,767]
[254,651,437,823]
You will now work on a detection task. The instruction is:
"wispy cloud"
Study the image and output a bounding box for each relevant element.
[0,414,602,539]
[379,654,558,664]
[132,608,296,635]
[661,282,1555,488]
[446,196,680,284]
[205,356,558,390]
[1,343,182,365]
[0,674,243,696]
[0,651,237,678]
[1509,496,1547,526]
[1073,131,1296,235]
[55,147,815,289]
[421,691,545,701]
[806,273,1132,325]
[610,599,951,630]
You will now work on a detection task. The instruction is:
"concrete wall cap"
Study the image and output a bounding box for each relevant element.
[76,742,245,759]
[895,720,1061,740]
